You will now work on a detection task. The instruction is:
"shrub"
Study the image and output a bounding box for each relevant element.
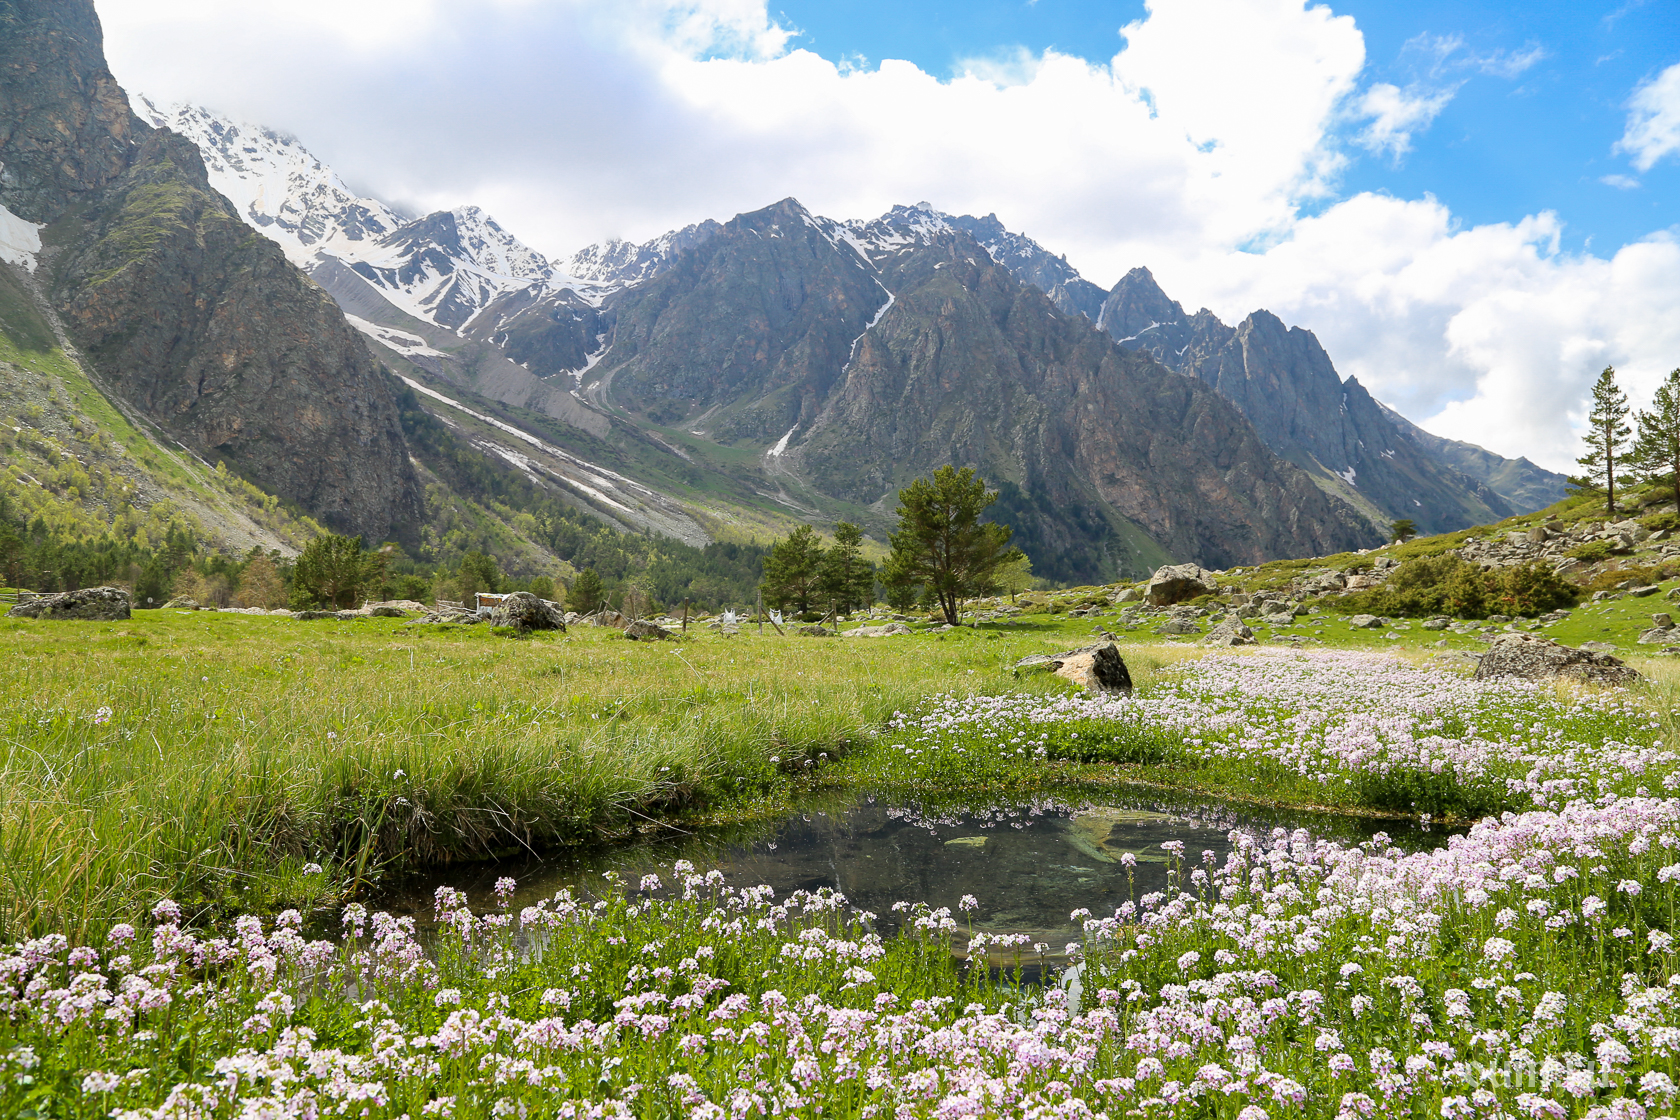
[1643,511,1680,533]
[1490,561,1578,616]
[1567,540,1616,564]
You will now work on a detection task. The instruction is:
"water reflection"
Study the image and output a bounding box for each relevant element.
[402,793,1433,960]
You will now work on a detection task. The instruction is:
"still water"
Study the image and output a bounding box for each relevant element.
[406,792,1432,960]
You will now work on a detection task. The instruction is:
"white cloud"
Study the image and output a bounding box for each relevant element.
[1355,82,1457,159]
[1601,173,1641,189]
[1617,62,1680,171]
[92,0,1678,473]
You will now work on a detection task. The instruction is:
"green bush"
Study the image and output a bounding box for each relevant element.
[1643,512,1680,533]
[1326,555,1575,620]
[1567,540,1616,563]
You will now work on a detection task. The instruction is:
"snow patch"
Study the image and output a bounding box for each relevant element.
[766,424,798,458]
[344,315,448,359]
[1116,322,1160,344]
[1338,467,1358,487]
[0,203,44,273]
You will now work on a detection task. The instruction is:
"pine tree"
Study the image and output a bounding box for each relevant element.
[1634,368,1680,513]
[882,466,1023,626]
[761,525,826,615]
[818,522,875,615]
[1576,366,1633,516]
[570,568,605,613]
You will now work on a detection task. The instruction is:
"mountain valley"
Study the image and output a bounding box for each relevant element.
[0,0,1567,591]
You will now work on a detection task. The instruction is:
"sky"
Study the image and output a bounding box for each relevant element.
[97,0,1680,473]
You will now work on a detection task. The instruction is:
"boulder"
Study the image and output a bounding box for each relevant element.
[1421,617,1451,631]
[585,609,628,629]
[294,610,338,621]
[1050,643,1133,693]
[1638,627,1675,645]
[1655,613,1675,630]
[1113,588,1142,603]
[1259,611,1295,628]
[160,597,200,610]
[1201,620,1256,647]
[796,625,836,637]
[624,619,675,641]
[845,623,913,637]
[490,591,566,633]
[1348,614,1384,629]
[1631,585,1662,598]
[1144,564,1217,607]
[369,605,410,618]
[1474,634,1639,686]
[1155,618,1201,635]
[6,586,131,621]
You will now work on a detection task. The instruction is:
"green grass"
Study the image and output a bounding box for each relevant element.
[0,610,1127,941]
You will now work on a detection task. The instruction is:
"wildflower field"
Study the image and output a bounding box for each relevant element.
[8,608,1680,1116]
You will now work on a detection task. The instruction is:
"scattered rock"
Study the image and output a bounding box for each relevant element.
[1201,619,1255,647]
[1655,613,1675,630]
[1051,643,1133,693]
[160,597,200,610]
[1473,634,1639,686]
[1155,618,1201,635]
[1638,628,1674,645]
[1113,588,1142,603]
[583,609,629,629]
[293,610,338,621]
[1144,563,1217,606]
[1259,610,1295,627]
[6,586,132,621]
[1421,617,1450,631]
[1348,614,1384,629]
[1631,585,1662,597]
[624,619,675,641]
[845,623,913,637]
[490,591,566,633]
[796,625,836,637]
[369,605,409,618]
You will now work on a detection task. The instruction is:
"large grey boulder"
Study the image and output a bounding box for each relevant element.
[624,619,675,641]
[1474,634,1638,686]
[1348,614,1384,629]
[1144,564,1217,606]
[1015,644,1133,692]
[490,591,566,633]
[6,586,131,621]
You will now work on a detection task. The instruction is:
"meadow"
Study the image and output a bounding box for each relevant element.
[6,599,1680,1117]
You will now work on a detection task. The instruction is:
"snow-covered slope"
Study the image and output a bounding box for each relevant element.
[139,99,609,333]
[137,97,405,265]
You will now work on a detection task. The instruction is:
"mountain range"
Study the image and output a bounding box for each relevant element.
[0,0,1566,589]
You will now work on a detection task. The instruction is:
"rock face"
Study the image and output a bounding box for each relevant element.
[1099,269,1522,534]
[5,585,130,620]
[775,212,1374,578]
[0,0,423,542]
[489,591,565,633]
[1145,564,1218,606]
[1474,634,1639,686]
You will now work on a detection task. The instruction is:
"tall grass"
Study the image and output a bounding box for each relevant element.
[0,613,1098,939]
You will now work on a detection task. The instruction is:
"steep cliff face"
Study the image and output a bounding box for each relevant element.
[0,0,423,542]
[791,232,1376,572]
[1102,268,1513,534]
[599,198,888,443]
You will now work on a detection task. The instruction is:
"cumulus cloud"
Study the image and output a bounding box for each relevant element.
[1355,83,1457,159]
[1617,62,1680,171]
[93,0,1675,471]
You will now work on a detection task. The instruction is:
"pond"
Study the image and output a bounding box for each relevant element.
[405,791,1439,963]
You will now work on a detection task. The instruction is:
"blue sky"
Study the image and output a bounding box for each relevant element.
[775,0,1678,254]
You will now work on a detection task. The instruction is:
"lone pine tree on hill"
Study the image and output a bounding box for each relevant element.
[883,466,1023,627]
[1634,368,1680,513]
[1576,365,1633,516]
